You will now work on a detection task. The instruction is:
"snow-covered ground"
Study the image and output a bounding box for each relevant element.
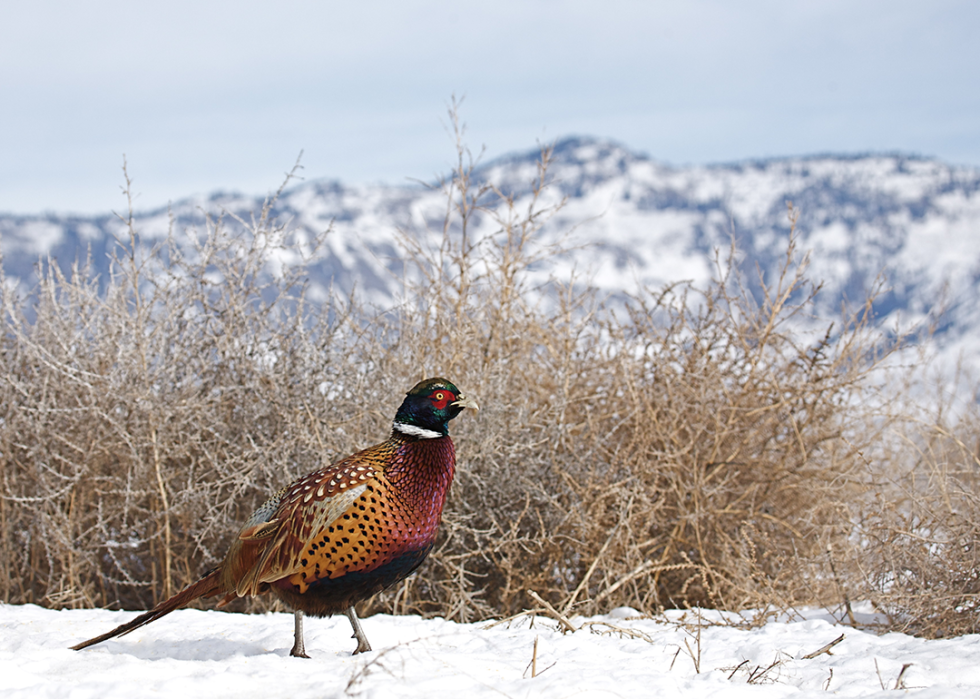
[2,603,979,698]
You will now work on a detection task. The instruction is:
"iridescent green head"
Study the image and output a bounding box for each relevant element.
[392,378,479,439]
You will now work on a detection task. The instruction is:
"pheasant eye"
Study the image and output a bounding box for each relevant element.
[430,390,454,409]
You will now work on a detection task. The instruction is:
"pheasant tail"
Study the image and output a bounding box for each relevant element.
[70,568,224,651]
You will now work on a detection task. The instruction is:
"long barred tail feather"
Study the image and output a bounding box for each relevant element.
[71,568,225,651]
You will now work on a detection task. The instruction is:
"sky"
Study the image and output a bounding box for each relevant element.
[2,1,978,215]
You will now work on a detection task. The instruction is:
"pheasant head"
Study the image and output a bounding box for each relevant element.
[392,377,479,439]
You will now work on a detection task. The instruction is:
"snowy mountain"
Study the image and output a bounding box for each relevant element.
[3,137,979,366]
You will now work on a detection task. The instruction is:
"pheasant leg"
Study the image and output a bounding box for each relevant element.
[290,609,311,658]
[345,606,372,654]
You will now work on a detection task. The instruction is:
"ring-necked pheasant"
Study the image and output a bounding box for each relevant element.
[71,377,478,657]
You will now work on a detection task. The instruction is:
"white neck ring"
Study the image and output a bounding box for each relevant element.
[393,422,443,439]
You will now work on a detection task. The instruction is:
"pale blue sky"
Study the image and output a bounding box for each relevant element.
[2,1,978,214]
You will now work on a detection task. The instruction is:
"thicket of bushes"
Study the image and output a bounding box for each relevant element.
[1,119,977,639]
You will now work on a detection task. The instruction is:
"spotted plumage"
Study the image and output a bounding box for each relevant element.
[71,378,478,657]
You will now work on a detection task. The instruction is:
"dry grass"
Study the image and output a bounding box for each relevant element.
[857,397,980,637]
[1,109,978,638]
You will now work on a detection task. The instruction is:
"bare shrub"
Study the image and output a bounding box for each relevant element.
[857,395,980,638]
[1,108,961,637]
[0,165,378,611]
[355,112,898,621]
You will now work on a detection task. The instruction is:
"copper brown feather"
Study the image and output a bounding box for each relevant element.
[71,378,478,657]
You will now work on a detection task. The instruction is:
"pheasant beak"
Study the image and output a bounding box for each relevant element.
[452,394,480,412]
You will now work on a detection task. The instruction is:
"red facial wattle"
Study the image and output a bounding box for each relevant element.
[430,390,455,410]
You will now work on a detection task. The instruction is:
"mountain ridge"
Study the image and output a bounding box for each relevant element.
[3,136,979,369]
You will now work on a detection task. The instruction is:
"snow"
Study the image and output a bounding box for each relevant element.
[3,602,980,698]
[11,221,63,254]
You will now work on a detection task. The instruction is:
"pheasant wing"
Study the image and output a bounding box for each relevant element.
[233,454,380,597]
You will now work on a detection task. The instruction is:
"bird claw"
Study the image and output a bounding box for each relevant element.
[351,633,372,655]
